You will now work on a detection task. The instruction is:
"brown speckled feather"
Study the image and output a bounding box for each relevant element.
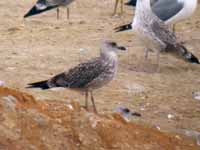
[48,57,107,89]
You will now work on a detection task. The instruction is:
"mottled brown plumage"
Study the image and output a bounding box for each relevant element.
[27,41,126,113]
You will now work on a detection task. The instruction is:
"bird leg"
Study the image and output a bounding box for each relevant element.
[57,8,60,20]
[156,50,160,72]
[144,48,149,60]
[66,7,70,20]
[113,0,124,16]
[85,91,89,110]
[172,24,176,33]
[113,0,119,15]
[90,91,97,113]
[120,0,123,14]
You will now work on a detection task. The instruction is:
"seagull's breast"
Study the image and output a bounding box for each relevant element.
[86,54,118,90]
[132,20,163,51]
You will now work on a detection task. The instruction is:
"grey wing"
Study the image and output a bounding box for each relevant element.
[151,21,177,46]
[37,0,67,7]
[48,58,106,88]
[152,0,184,21]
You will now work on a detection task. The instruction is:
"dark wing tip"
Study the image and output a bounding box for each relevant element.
[114,23,132,32]
[24,5,58,18]
[189,55,200,64]
[26,80,49,89]
[24,6,38,18]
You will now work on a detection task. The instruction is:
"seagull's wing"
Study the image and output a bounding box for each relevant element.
[151,20,200,64]
[48,57,107,88]
[152,0,184,21]
[24,0,69,18]
[151,20,177,46]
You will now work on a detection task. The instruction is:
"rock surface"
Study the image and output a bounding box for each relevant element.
[0,87,198,150]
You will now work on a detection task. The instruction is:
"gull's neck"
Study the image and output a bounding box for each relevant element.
[100,48,118,62]
[133,0,158,25]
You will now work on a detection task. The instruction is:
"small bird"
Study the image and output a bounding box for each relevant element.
[115,0,197,32]
[118,0,199,71]
[24,0,75,19]
[27,41,126,113]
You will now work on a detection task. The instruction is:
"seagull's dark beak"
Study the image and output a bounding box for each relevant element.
[114,23,132,32]
[117,46,127,51]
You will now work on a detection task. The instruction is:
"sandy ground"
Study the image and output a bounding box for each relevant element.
[0,0,200,138]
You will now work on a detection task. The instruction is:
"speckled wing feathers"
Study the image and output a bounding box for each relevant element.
[151,21,177,47]
[48,57,106,89]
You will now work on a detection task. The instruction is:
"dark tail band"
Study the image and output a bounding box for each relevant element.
[27,80,49,89]
[24,5,58,18]
[114,23,132,32]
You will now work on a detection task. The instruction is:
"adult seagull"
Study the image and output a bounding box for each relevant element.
[24,0,75,19]
[118,0,199,71]
[115,0,197,32]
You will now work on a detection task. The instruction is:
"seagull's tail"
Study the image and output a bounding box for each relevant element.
[24,5,58,18]
[125,0,137,6]
[114,23,132,32]
[178,44,200,64]
[167,44,200,64]
[27,80,49,89]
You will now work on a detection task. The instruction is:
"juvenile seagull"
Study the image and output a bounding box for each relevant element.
[24,0,75,19]
[115,0,197,32]
[122,0,199,69]
[27,41,126,113]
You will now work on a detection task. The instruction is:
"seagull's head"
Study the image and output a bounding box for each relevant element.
[102,40,126,52]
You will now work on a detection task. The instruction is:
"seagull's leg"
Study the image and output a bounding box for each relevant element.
[144,48,149,60]
[120,0,123,15]
[85,91,89,110]
[57,8,60,20]
[172,24,176,33]
[113,0,119,15]
[66,7,70,20]
[90,91,97,113]
[156,50,160,72]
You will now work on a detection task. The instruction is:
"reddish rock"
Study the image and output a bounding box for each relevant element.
[0,87,198,150]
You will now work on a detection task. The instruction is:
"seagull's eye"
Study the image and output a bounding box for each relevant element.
[109,42,117,47]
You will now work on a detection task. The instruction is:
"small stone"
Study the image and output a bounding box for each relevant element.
[66,104,73,110]
[79,48,87,52]
[0,80,5,86]
[167,114,174,119]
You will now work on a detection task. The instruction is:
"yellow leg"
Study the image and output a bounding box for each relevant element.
[113,0,119,15]
[120,0,123,14]
[156,50,160,72]
[67,7,70,19]
[172,24,176,33]
[57,8,60,20]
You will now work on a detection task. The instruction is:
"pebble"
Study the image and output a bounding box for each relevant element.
[0,80,5,86]
[167,114,174,119]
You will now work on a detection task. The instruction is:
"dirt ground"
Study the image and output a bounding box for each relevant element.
[0,87,199,150]
[0,0,200,141]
